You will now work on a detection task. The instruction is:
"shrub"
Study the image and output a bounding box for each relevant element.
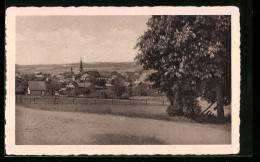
[99,92,108,99]
[166,105,184,117]
[166,98,201,120]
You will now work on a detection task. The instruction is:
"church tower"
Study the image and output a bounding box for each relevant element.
[80,57,83,71]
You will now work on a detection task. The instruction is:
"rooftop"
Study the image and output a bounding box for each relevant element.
[28,81,47,91]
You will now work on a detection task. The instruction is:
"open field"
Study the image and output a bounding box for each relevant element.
[16,62,143,74]
[16,101,191,123]
[16,95,231,120]
[16,105,231,145]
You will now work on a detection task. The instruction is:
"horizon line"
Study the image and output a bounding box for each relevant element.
[15,61,139,66]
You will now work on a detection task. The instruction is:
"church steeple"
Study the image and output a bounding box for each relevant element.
[71,66,73,73]
[80,57,83,71]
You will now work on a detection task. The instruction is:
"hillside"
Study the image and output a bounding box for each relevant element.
[15,62,143,74]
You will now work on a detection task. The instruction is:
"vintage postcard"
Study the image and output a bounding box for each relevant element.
[5,7,240,155]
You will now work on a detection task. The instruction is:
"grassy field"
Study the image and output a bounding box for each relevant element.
[16,105,231,145]
[16,102,192,123]
[16,95,231,122]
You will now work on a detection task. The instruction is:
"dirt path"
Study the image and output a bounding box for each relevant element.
[16,105,231,145]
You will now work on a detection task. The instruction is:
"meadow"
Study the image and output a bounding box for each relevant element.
[16,95,231,126]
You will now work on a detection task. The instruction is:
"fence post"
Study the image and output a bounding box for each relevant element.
[34,97,35,104]
[95,99,96,104]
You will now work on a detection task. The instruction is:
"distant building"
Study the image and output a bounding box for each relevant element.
[77,82,91,88]
[124,82,132,87]
[105,83,114,88]
[111,75,118,80]
[65,78,74,84]
[15,73,22,80]
[79,57,83,71]
[133,72,153,86]
[27,81,47,95]
[133,80,142,86]
[66,83,75,89]
[34,74,43,79]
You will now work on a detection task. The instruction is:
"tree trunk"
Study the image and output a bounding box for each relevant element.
[216,83,225,123]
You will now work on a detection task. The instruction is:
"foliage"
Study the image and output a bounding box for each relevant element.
[135,16,231,122]
[96,78,106,87]
[15,79,28,94]
[78,87,90,96]
[46,80,64,96]
[24,74,36,81]
[112,86,126,98]
[134,83,149,96]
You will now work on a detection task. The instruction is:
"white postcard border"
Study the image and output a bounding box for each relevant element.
[5,6,240,155]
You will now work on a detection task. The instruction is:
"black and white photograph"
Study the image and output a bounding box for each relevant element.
[5,7,240,155]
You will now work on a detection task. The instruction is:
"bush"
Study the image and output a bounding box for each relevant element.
[99,92,108,99]
[120,94,130,99]
[166,105,184,117]
[166,99,201,120]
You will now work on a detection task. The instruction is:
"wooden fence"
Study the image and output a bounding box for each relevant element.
[15,95,168,106]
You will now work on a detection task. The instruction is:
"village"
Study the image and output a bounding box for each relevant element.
[11,14,234,147]
[15,58,160,100]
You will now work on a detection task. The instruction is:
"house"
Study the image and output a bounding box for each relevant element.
[105,83,114,88]
[15,73,22,80]
[65,78,74,84]
[77,82,91,88]
[57,78,65,83]
[34,74,43,78]
[124,82,132,87]
[27,81,47,95]
[134,80,142,86]
[66,83,75,89]
[111,75,118,80]
[133,72,153,86]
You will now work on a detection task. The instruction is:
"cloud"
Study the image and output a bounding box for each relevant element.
[16,26,141,64]
[16,28,97,47]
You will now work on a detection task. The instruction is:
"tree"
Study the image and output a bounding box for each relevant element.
[15,79,28,94]
[24,74,35,81]
[79,87,90,97]
[135,83,149,96]
[46,80,63,96]
[112,86,126,98]
[135,16,231,123]
[96,78,106,87]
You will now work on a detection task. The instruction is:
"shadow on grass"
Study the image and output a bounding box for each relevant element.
[91,134,166,145]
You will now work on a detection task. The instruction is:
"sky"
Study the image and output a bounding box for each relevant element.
[15,16,150,65]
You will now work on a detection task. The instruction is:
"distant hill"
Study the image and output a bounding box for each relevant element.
[15,62,143,74]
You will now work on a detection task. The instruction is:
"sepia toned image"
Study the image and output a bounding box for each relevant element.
[5,7,240,155]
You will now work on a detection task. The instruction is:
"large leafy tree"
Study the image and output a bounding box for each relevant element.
[135,15,231,122]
